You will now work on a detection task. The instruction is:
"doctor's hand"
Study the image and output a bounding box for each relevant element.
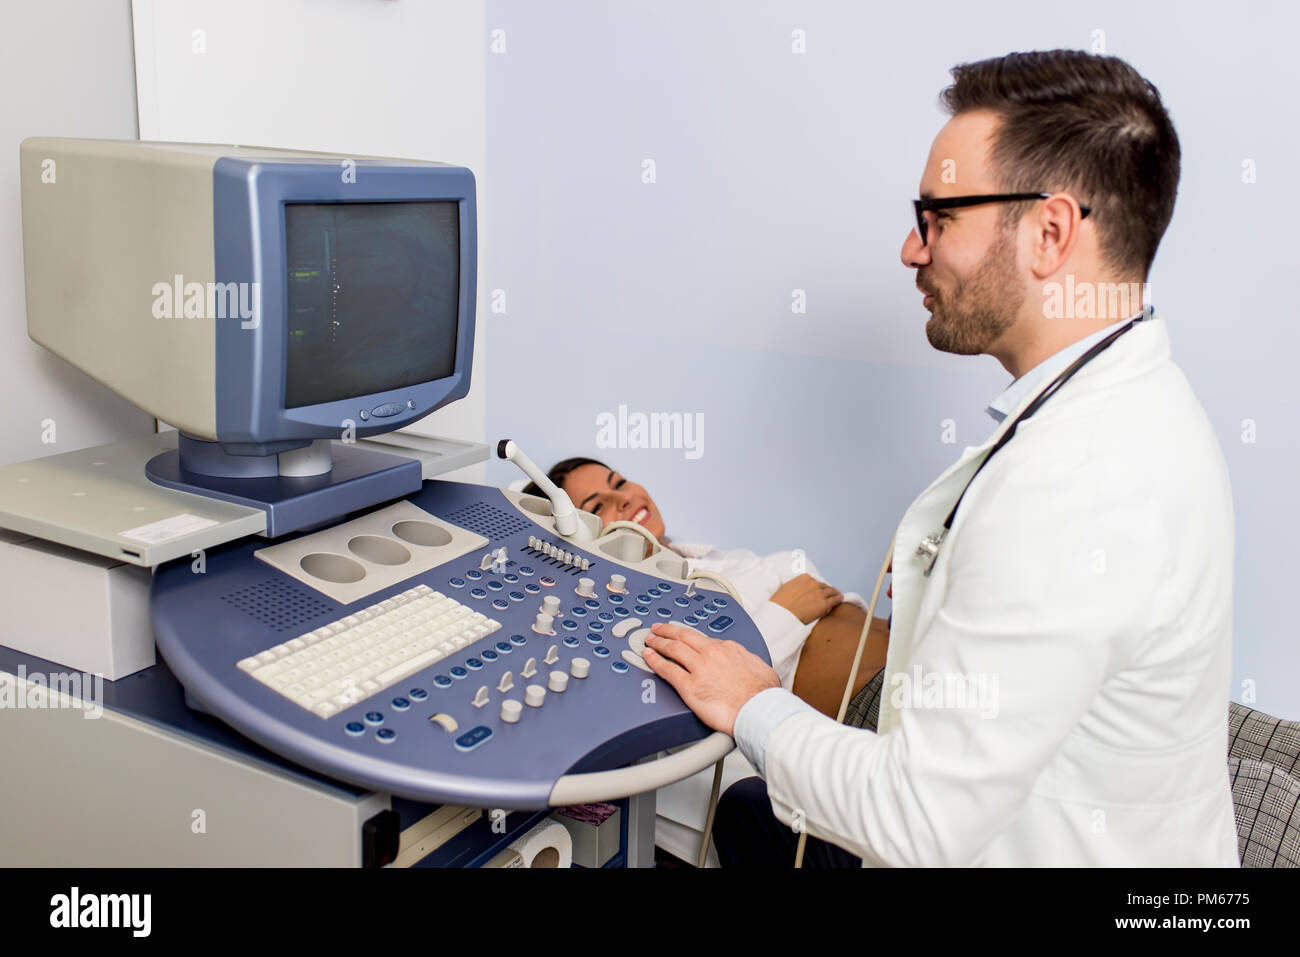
[770,573,843,624]
[642,622,780,737]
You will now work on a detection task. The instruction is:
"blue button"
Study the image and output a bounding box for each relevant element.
[509,591,526,602]
[409,688,429,701]
[561,619,578,631]
[584,598,600,609]
[497,640,514,653]
[611,661,629,674]
[392,697,410,711]
[571,606,588,618]
[695,609,711,620]
[519,566,535,576]
[593,646,611,658]
[492,599,509,610]
[540,576,556,586]
[450,666,468,680]
[469,587,487,599]
[345,721,365,736]
[364,711,384,725]
[509,634,528,646]
[598,612,613,623]
[482,649,499,662]
[707,615,735,633]
[487,580,504,591]
[376,728,396,743]
[525,583,541,594]
[657,582,673,592]
[715,597,730,607]
[684,615,699,625]
[448,577,466,588]
[454,725,493,752]
[563,636,580,648]
[674,596,690,607]
[588,620,605,632]
[647,587,662,598]
[503,573,520,584]
[634,605,649,615]
[586,633,604,644]
[637,594,653,604]
[704,601,718,612]
[433,675,453,688]
[656,607,672,619]
[465,658,484,670]
[614,607,630,617]
[608,594,623,604]
[465,569,483,581]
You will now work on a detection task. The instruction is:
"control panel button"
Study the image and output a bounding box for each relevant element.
[612,618,642,638]
[375,728,397,743]
[345,721,365,736]
[465,569,483,581]
[524,582,541,594]
[548,671,569,693]
[576,577,596,597]
[364,711,384,725]
[592,646,611,658]
[433,675,453,688]
[409,688,429,701]
[497,671,514,693]
[562,636,580,648]
[611,660,629,673]
[519,566,535,576]
[472,685,490,708]
[621,649,653,674]
[533,613,555,636]
[540,576,556,587]
[391,697,411,711]
[429,712,459,732]
[586,633,603,644]
[500,700,522,724]
[607,574,628,594]
[524,684,546,708]
[541,596,561,616]
[448,577,466,589]
[570,658,590,679]
[449,666,468,680]
[544,644,560,665]
[707,615,735,633]
[454,726,493,752]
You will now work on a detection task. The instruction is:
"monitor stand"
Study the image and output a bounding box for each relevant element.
[146,437,422,538]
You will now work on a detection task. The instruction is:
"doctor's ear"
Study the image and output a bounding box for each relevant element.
[1026,194,1086,279]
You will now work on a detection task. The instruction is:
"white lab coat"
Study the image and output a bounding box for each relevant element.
[755,315,1240,866]
[665,542,867,690]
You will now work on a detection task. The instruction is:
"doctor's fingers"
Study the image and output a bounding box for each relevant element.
[644,632,704,670]
[649,621,711,651]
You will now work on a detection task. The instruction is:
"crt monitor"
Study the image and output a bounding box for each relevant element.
[19,138,477,474]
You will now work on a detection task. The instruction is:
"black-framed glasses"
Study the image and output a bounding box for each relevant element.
[912,192,1091,246]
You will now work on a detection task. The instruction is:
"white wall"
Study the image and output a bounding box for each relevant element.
[131,0,489,479]
[481,0,1300,719]
[0,0,151,466]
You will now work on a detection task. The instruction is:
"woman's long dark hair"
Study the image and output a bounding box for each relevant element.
[521,456,610,500]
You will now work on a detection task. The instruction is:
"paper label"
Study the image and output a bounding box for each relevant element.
[119,513,218,545]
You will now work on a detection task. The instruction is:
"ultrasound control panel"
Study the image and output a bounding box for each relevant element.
[151,480,769,809]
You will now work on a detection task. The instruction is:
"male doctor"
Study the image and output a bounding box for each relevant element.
[643,50,1240,866]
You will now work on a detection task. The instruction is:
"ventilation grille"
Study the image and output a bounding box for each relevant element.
[445,501,533,540]
[221,578,334,633]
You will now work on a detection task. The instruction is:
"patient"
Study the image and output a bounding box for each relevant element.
[523,457,889,717]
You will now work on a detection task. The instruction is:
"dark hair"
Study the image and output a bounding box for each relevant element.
[940,50,1180,278]
[522,456,609,500]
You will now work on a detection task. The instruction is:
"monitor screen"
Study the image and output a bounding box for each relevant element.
[283,201,460,409]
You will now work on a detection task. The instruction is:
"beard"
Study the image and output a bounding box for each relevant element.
[920,228,1024,356]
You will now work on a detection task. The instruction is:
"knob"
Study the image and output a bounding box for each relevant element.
[548,670,569,693]
[570,657,590,679]
[500,699,522,723]
[541,596,561,616]
[608,573,628,594]
[533,612,555,635]
[576,577,595,597]
[524,684,546,707]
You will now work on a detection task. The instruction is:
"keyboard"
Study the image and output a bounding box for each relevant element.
[236,585,502,719]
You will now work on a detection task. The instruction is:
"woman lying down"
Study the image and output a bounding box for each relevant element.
[524,457,889,717]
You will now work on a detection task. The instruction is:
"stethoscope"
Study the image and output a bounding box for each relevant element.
[915,307,1152,577]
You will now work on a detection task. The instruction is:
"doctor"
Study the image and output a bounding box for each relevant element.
[642,49,1240,867]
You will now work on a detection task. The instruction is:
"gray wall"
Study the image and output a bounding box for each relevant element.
[0,0,151,465]
[482,0,1300,718]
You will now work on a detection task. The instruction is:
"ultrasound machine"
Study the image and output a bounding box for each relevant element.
[0,138,768,867]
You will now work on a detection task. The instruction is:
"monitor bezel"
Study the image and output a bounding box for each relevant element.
[212,158,477,451]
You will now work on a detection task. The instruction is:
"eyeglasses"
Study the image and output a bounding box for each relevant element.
[912,193,1091,246]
